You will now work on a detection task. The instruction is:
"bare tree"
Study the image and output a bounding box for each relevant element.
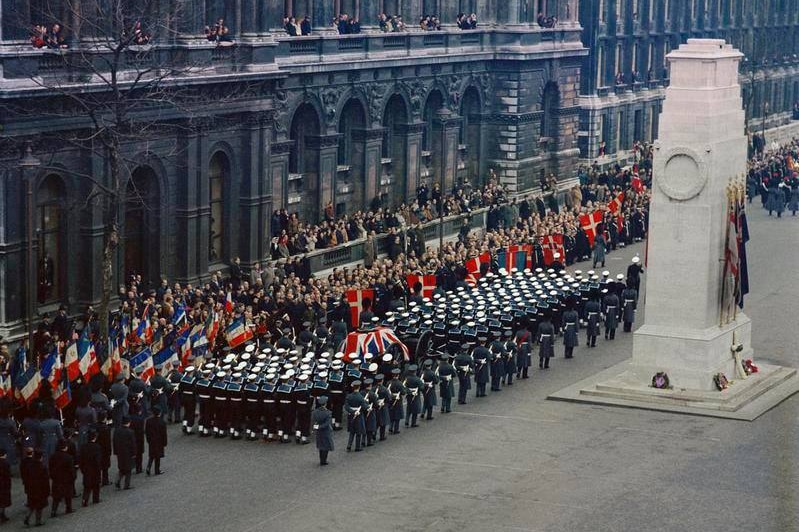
[2,0,262,341]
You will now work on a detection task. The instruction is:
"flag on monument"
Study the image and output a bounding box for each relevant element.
[225,318,254,349]
[579,210,603,247]
[736,196,750,308]
[346,289,375,328]
[406,274,437,299]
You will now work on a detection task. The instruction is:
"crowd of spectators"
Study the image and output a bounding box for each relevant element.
[536,12,558,28]
[419,15,442,31]
[378,13,406,32]
[205,18,233,44]
[29,23,67,49]
[456,13,478,29]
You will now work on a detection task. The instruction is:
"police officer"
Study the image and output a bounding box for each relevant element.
[345,380,367,451]
[420,360,438,420]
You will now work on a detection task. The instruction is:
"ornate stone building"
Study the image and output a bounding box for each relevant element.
[578,0,799,161]
[0,0,585,335]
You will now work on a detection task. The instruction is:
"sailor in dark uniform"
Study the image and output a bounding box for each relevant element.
[361,378,378,446]
[195,368,213,437]
[178,366,197,434]
[626,256,644,296]
[294,374,312,444]
[276,372,295,443]
[584,290,602,348]
[472,337,490,397]
[387,368,406,434]
[211,371,228,438]
[227,373,244,439]
[166,360,183,423]
[345,380,367,451]
[328,360,346,430]
[502,329,517,385]
[260,373,278,442]
[243,373,261,441]
[488,333,505,392]
[312,396,333,466]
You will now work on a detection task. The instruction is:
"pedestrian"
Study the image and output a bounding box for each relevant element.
[113,417,135,490]
[78,430,102,506]
[49,439,75,517]
[0,449,10,523]
[144,407,167,476]
[21,449,49,527]
[311,396,333,466]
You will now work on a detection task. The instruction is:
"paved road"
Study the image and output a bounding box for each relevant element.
[6,205,799,532]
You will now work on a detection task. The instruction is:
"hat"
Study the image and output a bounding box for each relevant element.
[115,373,125,381]
[185,366,195,373]
[316,396,329,406]
[382,353,393,363]
[367,362,378,373]
[632,256,640,263]
[390,368,401,376]
[244,344,256,353]
[422,359,433,368]
[616,274,625,280]
[351,380,362,389]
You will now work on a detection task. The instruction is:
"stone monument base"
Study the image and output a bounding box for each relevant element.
[548,360,799,421]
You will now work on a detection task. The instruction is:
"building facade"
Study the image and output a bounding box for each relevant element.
[578,0,799,161]
[0,0,586,336]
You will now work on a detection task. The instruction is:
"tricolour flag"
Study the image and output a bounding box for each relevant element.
[206,310,220,345]
[225,318,254,349]
[176,329,192,367]
[78,331,100,380]
[346,289,375,328]
[136,305,153,344]
[15,367,42,405]
[102,334,123,383]
[40,346,59,385]
[153,345,178,374]
[65,341,80,382]
[225,292,234,313]
[406,274,437,299]
[54,370,71,410]
[579,210,604,248]
[0,375,10,399]
[172,303,187,327]
[129,348,155,383]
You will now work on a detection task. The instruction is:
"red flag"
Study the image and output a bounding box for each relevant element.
[608,191,625,214]
[346,289,375,328]
[541,234,565,266]
[579,210,603,247]
[464,252,490,287]
[65,342,80,382]
[406,275,437,299]
[631,174,643,193]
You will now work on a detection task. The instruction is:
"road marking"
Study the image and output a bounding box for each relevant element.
[614,426,721,442]
[452,411,560,424]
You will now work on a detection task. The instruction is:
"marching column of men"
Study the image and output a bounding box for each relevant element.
[0,257,645,525]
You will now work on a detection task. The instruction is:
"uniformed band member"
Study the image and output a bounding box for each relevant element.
[311,396,333,466]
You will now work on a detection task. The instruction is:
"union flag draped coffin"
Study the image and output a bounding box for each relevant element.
[342,327,410,362]
[579,210,604,247]
[346,289,374,328]
[406,274,437,298]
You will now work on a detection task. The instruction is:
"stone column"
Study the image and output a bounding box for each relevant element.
[270,141,292,212]
[196,123,211,278]
[306,134,340,222]
[238,113,271,266]
[351,128,384,211]
[178,0,207,40]
[399,122,425,200]
[175,128,201,284]
[437,109,461,192]
[241,0,258,36]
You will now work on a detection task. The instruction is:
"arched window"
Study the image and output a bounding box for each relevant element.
[36,174,66,304]
[209,152,229,263]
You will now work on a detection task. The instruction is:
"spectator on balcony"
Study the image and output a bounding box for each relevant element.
[631,70,640,83]
[47,23,67,49]
[284,16,300,36]
[30,24,47,48]
[206,18,233,44]
[300,15,312,36]
[378,13,390,32]
[391,15,406,32]
[336,13,352,34]
[131,21,151,45]
[467,13,478,29]
[793,101,799,120]
[646,68,653,82]
[537,12,557,28]
[614,71,625,85]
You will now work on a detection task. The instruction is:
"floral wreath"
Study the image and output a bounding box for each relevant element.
[651,372,670,389]
[743,359,759,375]
[713,372,729,391]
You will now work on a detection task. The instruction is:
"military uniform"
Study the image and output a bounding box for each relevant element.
[436,355,456,412]
[311,397,333,465]
[387,371,406,434]
[345,382,367,451]
[602,290,620,340]
[293,377,312,444]
[374,375,391,440]
[562,309,579,358]
[195,375,212,437]
[403,367,424,427]
[421,361,439,420]
[621,287,638,332]
[488,339,505,392]
[537,319,555,369]
[243,376,261,440]
[178,368,197,434]
[515,328,532,379]
[261,377,278,441]
[454,350,473,404]
[472,344,490,397]
[585,298,602,347]
[328,366,346,430]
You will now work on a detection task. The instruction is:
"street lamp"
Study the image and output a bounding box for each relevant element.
[19,143,41,362]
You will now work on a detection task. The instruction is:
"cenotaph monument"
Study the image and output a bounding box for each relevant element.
[550,40,799,419]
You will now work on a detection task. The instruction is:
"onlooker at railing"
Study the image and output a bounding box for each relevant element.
[614,71,625,85]
[420,15,441,31]
[129,21,151,45]
[300,15,312,36]
[378,13,390,32]
[47,23,67,49]
[284,16,300,36]
[537,12,557,28]
[456,13,478,29]
[30,24,47,48]
[333,13,361,35]
[205,18,233,44]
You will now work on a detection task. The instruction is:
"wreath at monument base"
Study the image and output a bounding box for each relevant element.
[651,372,671,390]
[743,359,759,375]
[713,373,729,391]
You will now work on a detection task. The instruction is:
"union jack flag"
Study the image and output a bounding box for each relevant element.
[342,327,410,362]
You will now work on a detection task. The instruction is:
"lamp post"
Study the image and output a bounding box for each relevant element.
[19,144,41,362]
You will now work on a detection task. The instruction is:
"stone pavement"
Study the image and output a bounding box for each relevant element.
[5,204,798,532]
